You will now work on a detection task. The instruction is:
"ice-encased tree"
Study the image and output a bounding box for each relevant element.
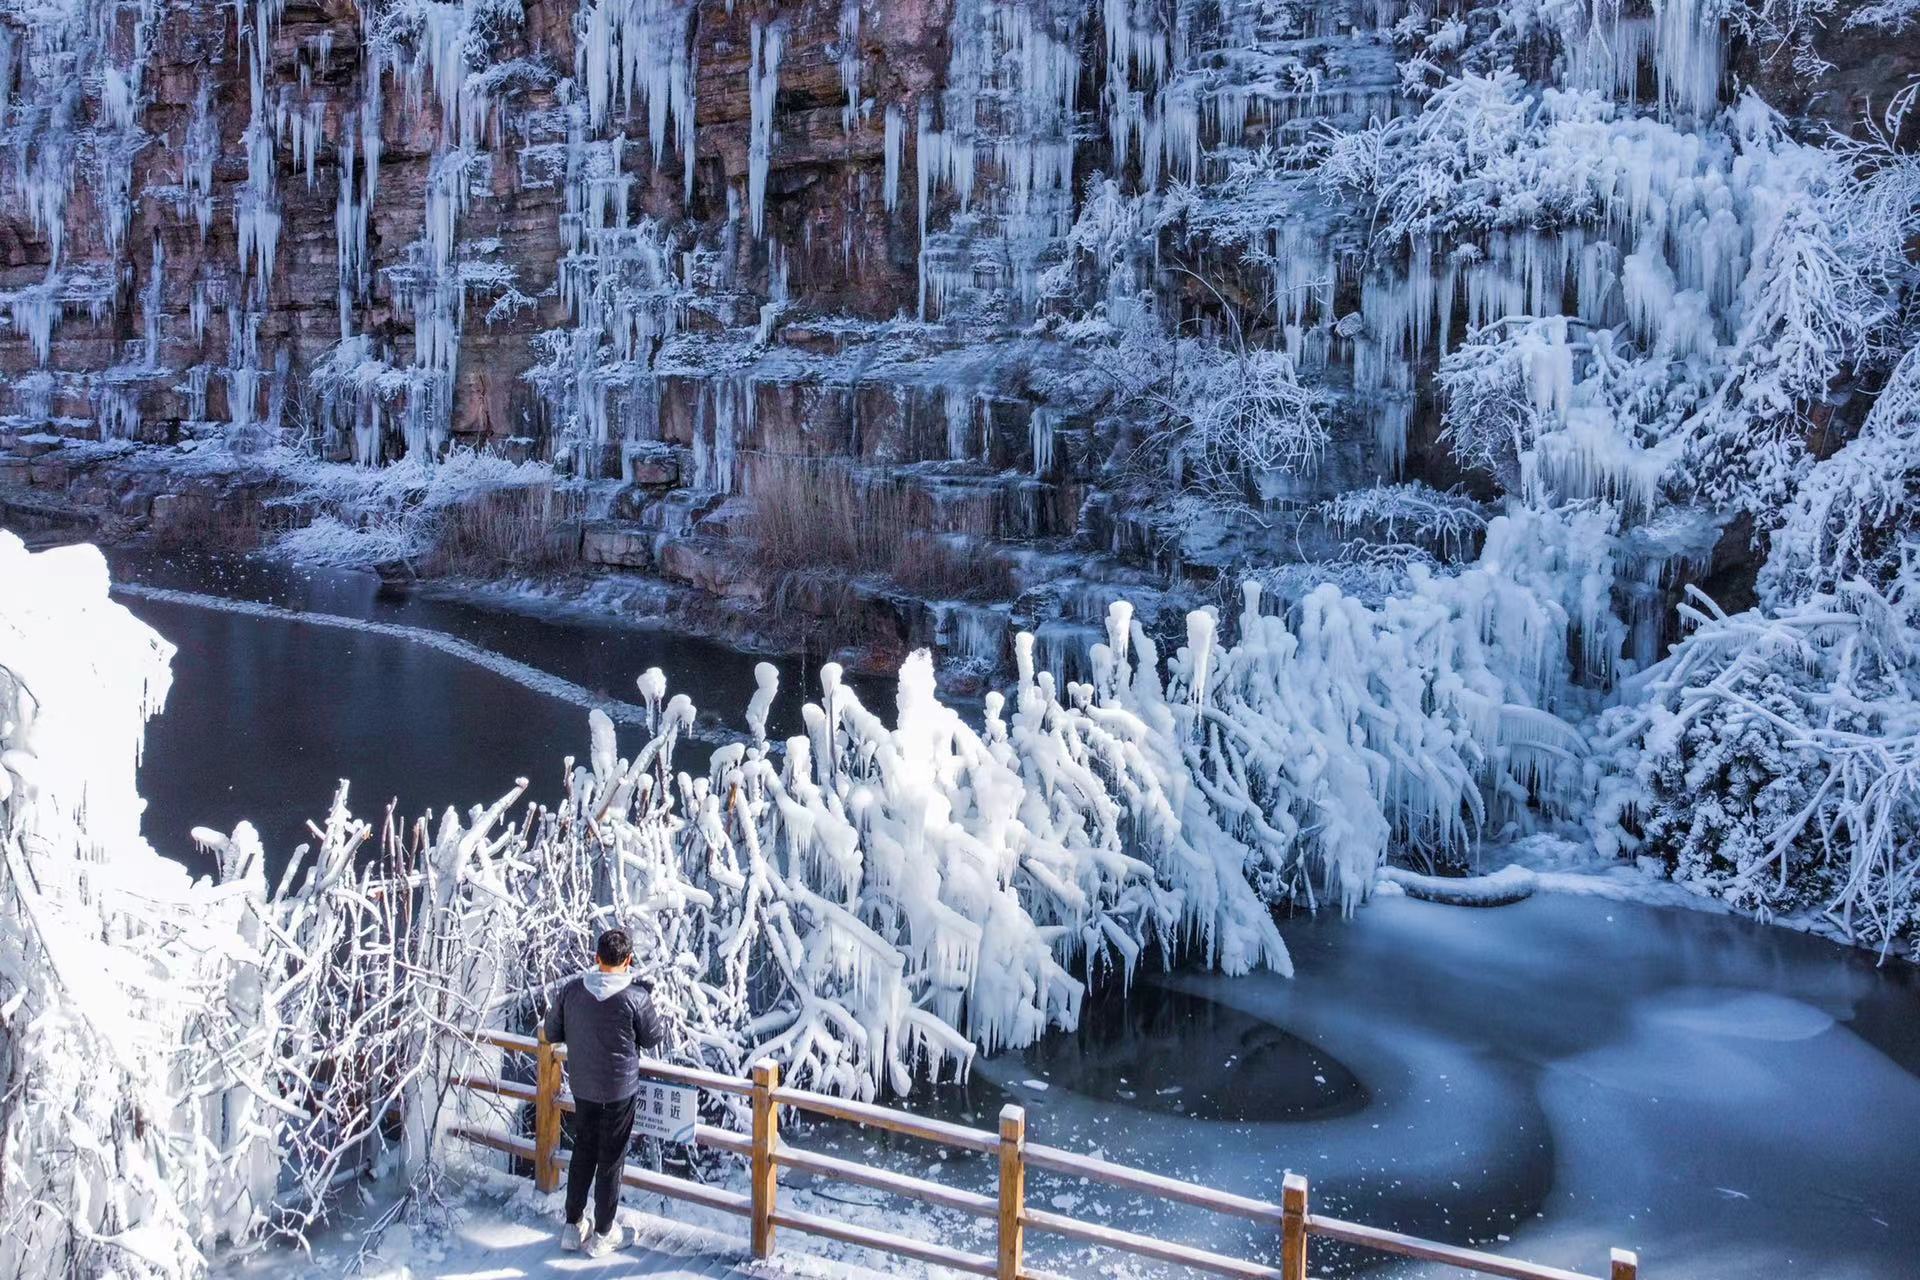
[0,533,251,1279]
[1597,580,1920,955]
[1131,564,1589,902]
[1760,346,1920,605]
[515,646,1292,1100]
[0,532,572,1272]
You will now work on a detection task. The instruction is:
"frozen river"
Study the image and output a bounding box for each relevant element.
[950,895,1920,1277]
[113,550,855,872]
[121,555,1920,1278]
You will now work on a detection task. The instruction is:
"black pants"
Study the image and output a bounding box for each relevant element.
[564,1094,637,1232]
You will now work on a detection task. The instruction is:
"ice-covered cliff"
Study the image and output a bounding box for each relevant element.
[0,0,1913,688]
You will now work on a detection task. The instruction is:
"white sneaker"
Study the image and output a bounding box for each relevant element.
[560,1219,590,1252]
[584,1222,626,1258]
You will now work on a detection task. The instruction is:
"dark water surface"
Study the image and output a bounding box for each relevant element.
[118,551,1920,1278]
[113,549,863,872]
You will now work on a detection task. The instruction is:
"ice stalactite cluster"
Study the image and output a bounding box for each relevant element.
[1312,13,1920,947]
[332,0,540,464]
[576,0,697,197]
[1305,21,1915,685]
[916,0,1083,320]
[0,0,160,439]
[835,0,863,134]
[524,0,741,480]
[537,205,695,473]
[1317,71,1837,479]
[0,0,1902,515]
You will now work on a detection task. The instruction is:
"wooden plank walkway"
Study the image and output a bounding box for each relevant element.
[451,1032,1639,1280]
[410,1200,903,1280]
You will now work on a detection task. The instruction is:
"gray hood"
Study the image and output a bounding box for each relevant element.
[580,968,634,1001]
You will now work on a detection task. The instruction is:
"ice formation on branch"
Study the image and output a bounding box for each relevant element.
[1321,482,1488,560]
[0,531,544,1274]
[0,511,1623,1274]
[1599,580,1920,955]
[1,532,208,1277]
[1761,346,1920,604]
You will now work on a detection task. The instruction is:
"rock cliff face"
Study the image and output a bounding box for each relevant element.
[0,0,1393,672]
[0,0,959,440]
[0,0,1908,677]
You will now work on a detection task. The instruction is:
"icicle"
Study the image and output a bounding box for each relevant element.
[141,236,164,367]
[183,83,218,241]
[883,104,904,213]
[1651,0,1724,119]
[748,21,784,240]
[837,0,863,133]
[1030,407,1056,477]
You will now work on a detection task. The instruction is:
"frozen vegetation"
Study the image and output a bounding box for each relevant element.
[3,531,1293,1272]
[14,527,1920,1280]
[2,7,1920,1266]
[0,523,1677,1272]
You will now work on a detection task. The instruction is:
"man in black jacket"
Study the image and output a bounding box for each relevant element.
[542,926,666,1256]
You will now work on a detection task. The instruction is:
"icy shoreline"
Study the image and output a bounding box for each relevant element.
[1385,834,1920,968]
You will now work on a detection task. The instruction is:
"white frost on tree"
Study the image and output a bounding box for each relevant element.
[1598,581,1920,955]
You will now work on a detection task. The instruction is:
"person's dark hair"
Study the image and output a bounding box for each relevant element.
[596,927,633,968]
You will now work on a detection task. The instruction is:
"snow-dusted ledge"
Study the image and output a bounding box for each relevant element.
[1378,863,1538,907]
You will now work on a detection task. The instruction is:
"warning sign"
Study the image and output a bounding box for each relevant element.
[632,1080,697,1145]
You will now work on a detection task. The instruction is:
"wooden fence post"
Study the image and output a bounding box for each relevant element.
[997,1105,1026,1280]
[1611,1248,1639,1280]
[1281,1172,1309,1280]
[750,1058,781,1261]
[533,1029,563,1194]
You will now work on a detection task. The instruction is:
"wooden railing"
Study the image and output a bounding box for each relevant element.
[450,1029,1639,1280]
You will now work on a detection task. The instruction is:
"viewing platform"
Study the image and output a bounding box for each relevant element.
[449,1029,1641,1280]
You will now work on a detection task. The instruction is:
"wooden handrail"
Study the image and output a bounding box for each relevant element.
[1281,1172,1308,1280]
[447,1125,536,1161]
[448,1073,537,1104]
[997,1106,1025,1280]
[769,1207,997,1276]
[479,1028,755,1097]
[476,1029,538,1054]
[770,1082,1000,1153]
[696,1122,753,1158]
[1024,1205,1287,1280]
[449,1029,1639,1280]
[750,1058,780,1260]
[1026,1140,1288,1227]
[777,1145,997,1217]
[533,1030,563,1192]
[547,1142,754,1216]
[1307,1214,1616,1280]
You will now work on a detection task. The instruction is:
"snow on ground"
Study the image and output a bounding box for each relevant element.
[1458,832,1896,956]
[218,1164,966,1280]
[1378,864,1539,906]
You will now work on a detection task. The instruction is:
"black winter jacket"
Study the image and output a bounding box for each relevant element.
[542,969,666,1103]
